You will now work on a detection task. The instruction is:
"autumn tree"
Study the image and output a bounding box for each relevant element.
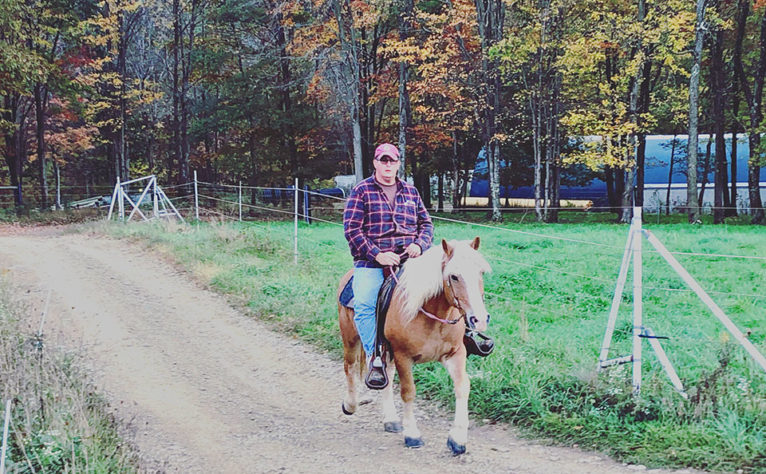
[733,0,766,224]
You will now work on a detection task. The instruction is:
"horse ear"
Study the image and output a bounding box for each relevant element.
[441,239,454,258]
[470,236,480,250]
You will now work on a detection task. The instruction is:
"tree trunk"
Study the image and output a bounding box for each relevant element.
[729,95,739,216]
[635,60,652,208]
[686,0,707,223]
[729,71,740,216]
[34,83,49,210]
[475,0,504,222]
[622,0,647,223]
[734,0,766,224]
[698,137,712,206]
[397,0,413,179]
[118,10,128,182]
[172,0,181,183]
[2,94,23,207]
[710,10,727,223]
[666,136,677,214]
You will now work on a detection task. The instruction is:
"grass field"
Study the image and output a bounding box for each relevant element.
[0,280,138,473]
[102,213,766,472]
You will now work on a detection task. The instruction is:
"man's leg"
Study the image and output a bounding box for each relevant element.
[352,266,387,389]
[352,266,384,358]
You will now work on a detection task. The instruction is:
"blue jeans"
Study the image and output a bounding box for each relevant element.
[352,266,384,358]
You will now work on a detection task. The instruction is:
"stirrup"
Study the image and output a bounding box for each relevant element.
[365,356,389,390]
[464,330,494,357]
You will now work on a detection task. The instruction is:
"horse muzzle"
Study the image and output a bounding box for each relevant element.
[466,313,490,331]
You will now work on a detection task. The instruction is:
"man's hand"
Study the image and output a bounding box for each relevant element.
[375,251,401,266]
[404,243,422,258]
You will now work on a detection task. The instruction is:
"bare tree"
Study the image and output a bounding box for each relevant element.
[475,0,505,221]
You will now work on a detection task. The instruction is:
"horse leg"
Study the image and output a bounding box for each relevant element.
[395,356,424,448]
[340,307,364,415]
[381,353,401,433]
[442,352,470,455]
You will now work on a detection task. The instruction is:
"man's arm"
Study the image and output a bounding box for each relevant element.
[343,188,381,261]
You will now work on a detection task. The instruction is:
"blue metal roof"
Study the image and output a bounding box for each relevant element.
[470,135,766,199]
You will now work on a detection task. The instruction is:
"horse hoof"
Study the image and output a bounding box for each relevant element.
[447,436,466,455]
[404,436,424,448]
[384,421,403,433]
[341,402,353,416]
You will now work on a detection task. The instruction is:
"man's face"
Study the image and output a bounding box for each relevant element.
[373,155,400,182]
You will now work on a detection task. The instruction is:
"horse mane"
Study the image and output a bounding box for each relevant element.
[394,239,491,325]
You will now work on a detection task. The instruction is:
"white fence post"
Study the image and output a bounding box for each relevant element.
[294,178,298,264]
[194,170,199,221]
[238,181,242,222]
[632,206,643,395]
[1,399,11,474]
[118,178,125,221]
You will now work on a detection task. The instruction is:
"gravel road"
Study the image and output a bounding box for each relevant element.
[0,226,695,473]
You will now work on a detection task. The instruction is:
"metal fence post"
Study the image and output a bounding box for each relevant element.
[294,178,299,264]
[194,170,199,221]
[238,181,242,222]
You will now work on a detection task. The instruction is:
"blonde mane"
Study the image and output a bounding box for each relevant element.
[394,240,491,324]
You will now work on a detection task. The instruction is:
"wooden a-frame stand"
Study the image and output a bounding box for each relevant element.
[598,207,766,398]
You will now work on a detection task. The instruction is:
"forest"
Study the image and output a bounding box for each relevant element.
[1,0,765,224]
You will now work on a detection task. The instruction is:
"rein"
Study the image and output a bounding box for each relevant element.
[389,264,465,326]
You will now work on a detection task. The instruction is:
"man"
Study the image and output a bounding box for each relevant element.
[343,143,434,389]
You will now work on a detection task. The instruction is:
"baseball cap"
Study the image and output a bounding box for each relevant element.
[374,143,400,161]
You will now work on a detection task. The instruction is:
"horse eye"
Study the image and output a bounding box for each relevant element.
[450,275,459,281]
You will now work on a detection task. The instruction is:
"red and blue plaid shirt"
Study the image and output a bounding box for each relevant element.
[343,175,433,268]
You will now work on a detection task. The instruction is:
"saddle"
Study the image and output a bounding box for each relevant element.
[339,268,495,358]
[338,269,401,349]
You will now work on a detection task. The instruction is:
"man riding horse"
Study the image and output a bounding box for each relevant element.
[342,142,433,389]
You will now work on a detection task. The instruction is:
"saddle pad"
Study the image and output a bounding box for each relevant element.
[339,276,354,308]
[338,267,403,312]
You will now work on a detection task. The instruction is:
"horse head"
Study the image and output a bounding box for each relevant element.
[441,237,492,332]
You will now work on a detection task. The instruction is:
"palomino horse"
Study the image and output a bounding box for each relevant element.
[337,237,491,455]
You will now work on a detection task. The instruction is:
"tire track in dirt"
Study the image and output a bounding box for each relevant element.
[0,227,695,473]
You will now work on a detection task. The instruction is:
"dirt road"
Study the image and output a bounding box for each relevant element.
[0,226,688,473]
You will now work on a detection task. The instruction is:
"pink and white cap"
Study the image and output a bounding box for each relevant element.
[374,143,400,161]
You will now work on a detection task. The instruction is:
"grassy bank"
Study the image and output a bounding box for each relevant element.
[102,217,766,472]
[0,280,138,472]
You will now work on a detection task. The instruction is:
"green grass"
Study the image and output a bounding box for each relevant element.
[99,216,766,472]
[0,280,138,472]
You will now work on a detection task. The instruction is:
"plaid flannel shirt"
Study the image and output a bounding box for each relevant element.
[343,175,433,268]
